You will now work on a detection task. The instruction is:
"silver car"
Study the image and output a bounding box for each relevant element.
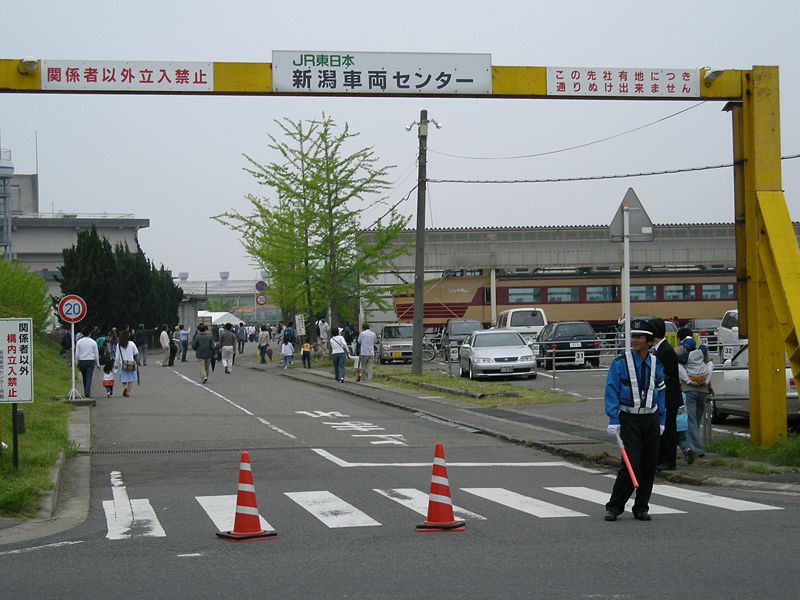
[458,330,537,380]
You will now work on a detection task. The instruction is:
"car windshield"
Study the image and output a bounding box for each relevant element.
[693,319,721,329]
[473,332,524,348]
[554,322,594,338]
[383,326,413,339]
[509,311,544,326]
[450,322,482,335]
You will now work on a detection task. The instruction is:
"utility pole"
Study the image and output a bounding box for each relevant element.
[410,110,431,375]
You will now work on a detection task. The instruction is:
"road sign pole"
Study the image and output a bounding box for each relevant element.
[66,321,83,401]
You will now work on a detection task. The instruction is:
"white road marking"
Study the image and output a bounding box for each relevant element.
[461,487,588,518]
[651,484,783,511]
[545,486,684,515]
[196,495,275,533]
[0,541,84,556]
[177,553,205,558]
[173,371,297,439]
[284,491,381,528]
[417,395,444,399]
[103,471,166,539]
[374,488,487,521]
[311,448,602,472]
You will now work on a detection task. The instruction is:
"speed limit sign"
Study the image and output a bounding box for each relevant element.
[58,294,87,324]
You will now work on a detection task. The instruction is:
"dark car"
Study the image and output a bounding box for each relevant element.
[682,318,721,353]
[440,319,484,362]
[536,320,602,368]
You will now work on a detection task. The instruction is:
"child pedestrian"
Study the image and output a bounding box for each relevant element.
[102,360,116,397]
[281,340,294,369]
[302,341,312,368]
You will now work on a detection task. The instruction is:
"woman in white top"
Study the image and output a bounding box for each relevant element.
[115,328,140,397]
[329,327,349,382]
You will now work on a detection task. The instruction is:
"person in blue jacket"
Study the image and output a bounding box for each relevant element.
[604,319,666,522]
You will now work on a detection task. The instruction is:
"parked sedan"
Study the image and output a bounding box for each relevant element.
[458,330,537,380]
[536,321,602,369]
[710,344,798,423]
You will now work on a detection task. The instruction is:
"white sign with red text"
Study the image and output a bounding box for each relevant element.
[547,67,699,98]
[0,318,34,404]
[41,60,214,92]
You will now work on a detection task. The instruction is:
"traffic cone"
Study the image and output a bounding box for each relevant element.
[417,443,465,532]
[216,450,277,541]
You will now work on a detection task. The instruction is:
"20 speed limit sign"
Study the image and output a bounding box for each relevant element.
[58,294,87,324]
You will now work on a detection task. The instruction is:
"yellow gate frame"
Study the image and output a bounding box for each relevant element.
[2,60,798,444]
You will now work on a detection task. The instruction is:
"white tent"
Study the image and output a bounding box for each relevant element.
[197,310,244,326]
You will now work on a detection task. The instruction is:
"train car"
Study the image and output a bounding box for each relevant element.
[393,268,736,331]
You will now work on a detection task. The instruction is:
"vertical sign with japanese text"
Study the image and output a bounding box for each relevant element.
[272,51,492,95]
[547,67,700,98]
[0,318,34,404]
[41,60,214,92]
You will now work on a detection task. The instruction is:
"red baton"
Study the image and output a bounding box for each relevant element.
[615,431,639,489]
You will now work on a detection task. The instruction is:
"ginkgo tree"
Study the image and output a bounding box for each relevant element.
[215,114,411,333]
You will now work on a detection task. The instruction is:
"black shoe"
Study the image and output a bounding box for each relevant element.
[202,377,207,384]
[604,510,617,521]
[684,448,695,465]
[656,463,676,471]
[633,511,651,521]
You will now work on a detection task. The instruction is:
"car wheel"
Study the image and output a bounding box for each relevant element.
[468,361,477,380]
[709,400,728,424]
[459,363,467,378]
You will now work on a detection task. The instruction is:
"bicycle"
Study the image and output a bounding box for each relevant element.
[422,338,443,362]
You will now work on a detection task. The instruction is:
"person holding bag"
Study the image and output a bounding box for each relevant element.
[115,328,139,398]
[329,327,350,383]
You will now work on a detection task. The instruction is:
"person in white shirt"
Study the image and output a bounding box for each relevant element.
[159,324,170,367]
[356,323,377,382]
[75,326,100,397]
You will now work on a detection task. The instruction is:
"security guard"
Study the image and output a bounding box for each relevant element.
[604,319,666,521]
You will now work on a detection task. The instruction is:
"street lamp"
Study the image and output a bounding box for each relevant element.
[407,109,442,375]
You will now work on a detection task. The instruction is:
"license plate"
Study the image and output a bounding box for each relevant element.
[532,343,540,355]
[450,347,459,361]
[569,342,582,348]
[574,351,585,365]
[391,352,403,358]
[501,366,513,373]
[723,346,734,360]
[700,336,708,346]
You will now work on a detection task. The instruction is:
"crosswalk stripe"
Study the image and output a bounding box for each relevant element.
[545,487,685,515]
[651,484,783,511]
[374,488,487,521]
[461,487,587,518]
[102,498,166,539]
[285,491,382,528]
[196,495,276,533]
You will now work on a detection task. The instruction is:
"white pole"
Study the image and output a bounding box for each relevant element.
[622,206,631,354]
[490,268,497,326]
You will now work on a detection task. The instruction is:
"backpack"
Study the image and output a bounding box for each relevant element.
[283,327,296,344]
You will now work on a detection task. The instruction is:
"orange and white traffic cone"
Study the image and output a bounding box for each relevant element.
[216,450,277,541]
[417,442,465,532]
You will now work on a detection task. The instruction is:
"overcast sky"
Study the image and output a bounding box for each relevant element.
[2,0,799,281]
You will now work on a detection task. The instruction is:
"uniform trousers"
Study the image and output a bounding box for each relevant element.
[606,411,660,516]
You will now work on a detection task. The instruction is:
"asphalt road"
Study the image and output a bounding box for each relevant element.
[3,353,799,599]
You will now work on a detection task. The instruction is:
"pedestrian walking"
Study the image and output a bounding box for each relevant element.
[302,340,312,368]
[114,328,139,398]
[75,325,100,398]
[257,325,271,364]
[329,327,350,381]
[651,318,683,471]
[102,361,116,397]
[159,324,171,367]
[179,324,189,362]
[219,322,237,374]
[604,319,666,522]
[192,323,215,384]
[281,340,294,368]
[677,330,714,461]
[236,322,247,355]
[134,324,150,366]
[357,323,377,382]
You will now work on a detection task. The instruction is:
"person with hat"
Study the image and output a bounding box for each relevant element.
[604,318,666,522]
[651,317,684,471]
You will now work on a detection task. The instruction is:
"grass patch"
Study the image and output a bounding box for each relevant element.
[372,366,577,408]
[0,333,73,517]
[706,433,800,469]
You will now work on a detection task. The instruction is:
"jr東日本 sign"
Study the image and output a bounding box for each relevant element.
[40,60,214,92]
[0,318,34,404]
[272,51,492,95]
[546,67,700,98]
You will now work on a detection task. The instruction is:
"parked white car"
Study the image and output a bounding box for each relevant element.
[495,307,548,344]
[717,309,746,361]
[710,344,798,423]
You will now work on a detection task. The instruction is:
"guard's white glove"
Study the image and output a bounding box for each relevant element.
[660,425,665,435]
[607,424,621,437]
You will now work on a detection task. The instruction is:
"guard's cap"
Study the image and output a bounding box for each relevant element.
[630,319,655,338]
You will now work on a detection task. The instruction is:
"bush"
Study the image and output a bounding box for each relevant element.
[0,260,52,331]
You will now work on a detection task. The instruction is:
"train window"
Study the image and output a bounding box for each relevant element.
[464,269,483,277]
[630,285,657,301]
[700,283,735,300]
[663,284,696,300]
[547,287,580,303]
[509,287,542,303]
[585,286,619,302]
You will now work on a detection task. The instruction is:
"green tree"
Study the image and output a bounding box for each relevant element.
[0,259,51,331]
[215,114,410,331]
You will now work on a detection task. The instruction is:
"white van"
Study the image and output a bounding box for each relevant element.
[717,309,745,360]
[496,308,548,343]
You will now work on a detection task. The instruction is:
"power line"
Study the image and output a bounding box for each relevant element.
[428,102,708,161]
[428,154,800,185]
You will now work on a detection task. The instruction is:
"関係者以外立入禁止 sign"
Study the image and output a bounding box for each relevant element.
[0,318,34,404]
[41,60,214,92]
